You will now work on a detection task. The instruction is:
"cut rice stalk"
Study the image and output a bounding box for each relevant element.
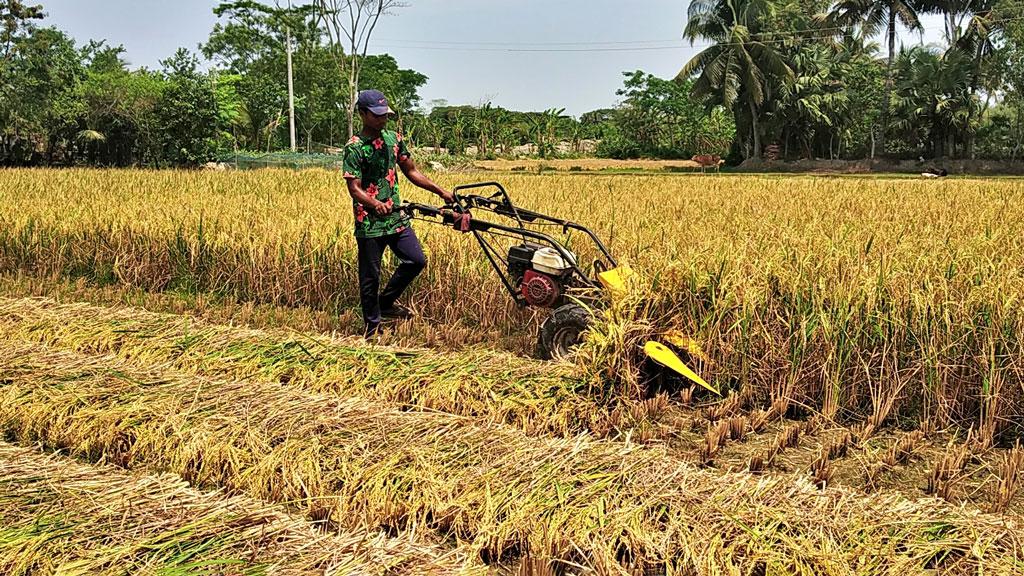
[0,339,1019,575]
[0,441,479,575]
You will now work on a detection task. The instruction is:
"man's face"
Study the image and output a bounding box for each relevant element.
[360,108,390,131]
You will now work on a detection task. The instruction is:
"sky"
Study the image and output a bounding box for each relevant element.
[39,0,947,117]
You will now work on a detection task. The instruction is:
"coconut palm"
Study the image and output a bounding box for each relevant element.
[680,0,793,159]
[890,45,979,157]
[826,0,924,156]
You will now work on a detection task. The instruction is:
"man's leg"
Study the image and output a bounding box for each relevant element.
[379,227,427,312]
[356,235,387,334]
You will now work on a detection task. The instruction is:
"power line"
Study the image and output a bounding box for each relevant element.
[371,11,1024,54]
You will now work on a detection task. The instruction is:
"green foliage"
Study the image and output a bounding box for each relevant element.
[677,0,1019,161]
[597,71,735,159]
[890,45,980,159]
[5,0,1024,165]
[155,49,222,166]
[77,42,164,165]
[1,25,82,164]
[0,1,429,166]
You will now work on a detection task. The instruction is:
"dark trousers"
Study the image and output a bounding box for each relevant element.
[356,227,426,332]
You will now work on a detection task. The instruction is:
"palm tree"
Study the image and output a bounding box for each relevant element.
[680,0,793,159]
[826,0,924,156]
[890,45,978,157]
[952,1,999,157]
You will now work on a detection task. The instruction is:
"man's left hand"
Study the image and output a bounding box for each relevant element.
[438,189,455,204]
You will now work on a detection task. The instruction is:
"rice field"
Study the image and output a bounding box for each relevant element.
[1,168,1023,573]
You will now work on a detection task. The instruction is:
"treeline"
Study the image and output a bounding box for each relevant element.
[3,0,1024,166]
[682,0,1024,162]
[408,72,735,160]
[0,0,736,166]
[0,0,431,166]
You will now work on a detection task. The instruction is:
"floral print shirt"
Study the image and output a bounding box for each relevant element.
[342,130,411,238]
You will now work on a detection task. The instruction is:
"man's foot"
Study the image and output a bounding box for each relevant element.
[380,303,414,320]
[364,322,385,338]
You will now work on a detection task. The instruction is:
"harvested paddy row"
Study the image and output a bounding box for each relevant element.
[4,294,1022,514]
[0,441,476,575]
[0,338,1019,574]
[0,296,611,436]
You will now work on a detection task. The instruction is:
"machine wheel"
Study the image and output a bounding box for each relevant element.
[537,303,592,360]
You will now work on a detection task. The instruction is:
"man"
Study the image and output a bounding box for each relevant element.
[342,89,454,336]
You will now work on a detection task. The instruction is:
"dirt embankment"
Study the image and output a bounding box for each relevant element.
[737,157,1024,175]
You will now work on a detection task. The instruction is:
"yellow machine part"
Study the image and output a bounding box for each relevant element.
[598,265,717,394]
[597,265,634,301]
[643,341,720,395]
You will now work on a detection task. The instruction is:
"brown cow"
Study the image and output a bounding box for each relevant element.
[692,154,724,173]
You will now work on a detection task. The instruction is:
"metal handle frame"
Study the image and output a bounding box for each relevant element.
[451,182,618,269]
[397,201,605,305]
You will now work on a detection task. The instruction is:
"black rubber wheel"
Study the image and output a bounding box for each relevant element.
[537,303,592,360]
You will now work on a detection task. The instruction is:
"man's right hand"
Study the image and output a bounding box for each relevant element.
[371,199,392,216]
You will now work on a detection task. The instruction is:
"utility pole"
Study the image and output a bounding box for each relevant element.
[286,0,297,152]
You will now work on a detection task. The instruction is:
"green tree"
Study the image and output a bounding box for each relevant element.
[155,49,221,165]
[358,53,427,134]
[680,0,793,159]
[601,71,734,159]
[0,25,83,164]
[314,0,408,138]
[77,42,164,165]
[826,0,924,156]
[1,0,43,66]
[890,45,978,157]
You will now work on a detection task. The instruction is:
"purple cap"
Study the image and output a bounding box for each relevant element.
[357,89,394,115]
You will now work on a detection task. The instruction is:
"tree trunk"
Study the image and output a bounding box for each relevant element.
[878,7,896,158]
[347,60,358,139]
[748,99,762,159]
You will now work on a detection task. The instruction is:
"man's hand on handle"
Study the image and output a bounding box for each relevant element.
[371,198,393,216]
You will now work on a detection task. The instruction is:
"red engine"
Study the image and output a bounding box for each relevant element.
[520,269,562,308]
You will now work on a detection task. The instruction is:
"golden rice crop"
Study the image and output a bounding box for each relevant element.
[0,441,475,575]
[0,338,1020,575]
[1,168,1023,433]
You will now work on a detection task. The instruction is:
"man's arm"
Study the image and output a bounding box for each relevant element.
[398,155,454,203]
[346,177,392,215]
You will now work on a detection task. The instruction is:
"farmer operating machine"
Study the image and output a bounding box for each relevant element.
[396,181,716,394]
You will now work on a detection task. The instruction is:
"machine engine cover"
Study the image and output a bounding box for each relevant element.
[507,243,542,283]
[521,269,562,308]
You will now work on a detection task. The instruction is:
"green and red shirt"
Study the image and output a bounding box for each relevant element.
[342,130,411,238]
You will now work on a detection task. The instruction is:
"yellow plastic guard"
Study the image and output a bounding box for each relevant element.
[643,341,720,395]
[597,265,635,300]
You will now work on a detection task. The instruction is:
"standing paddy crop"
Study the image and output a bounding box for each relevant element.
[1,169,1021,435]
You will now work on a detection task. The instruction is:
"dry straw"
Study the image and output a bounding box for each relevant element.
[0,441,477,575]
[0,296,619,436]
[0,339,1020,575]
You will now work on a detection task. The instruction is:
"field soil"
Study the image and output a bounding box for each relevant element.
[737,156,1024,175]
[473,158,704,171]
